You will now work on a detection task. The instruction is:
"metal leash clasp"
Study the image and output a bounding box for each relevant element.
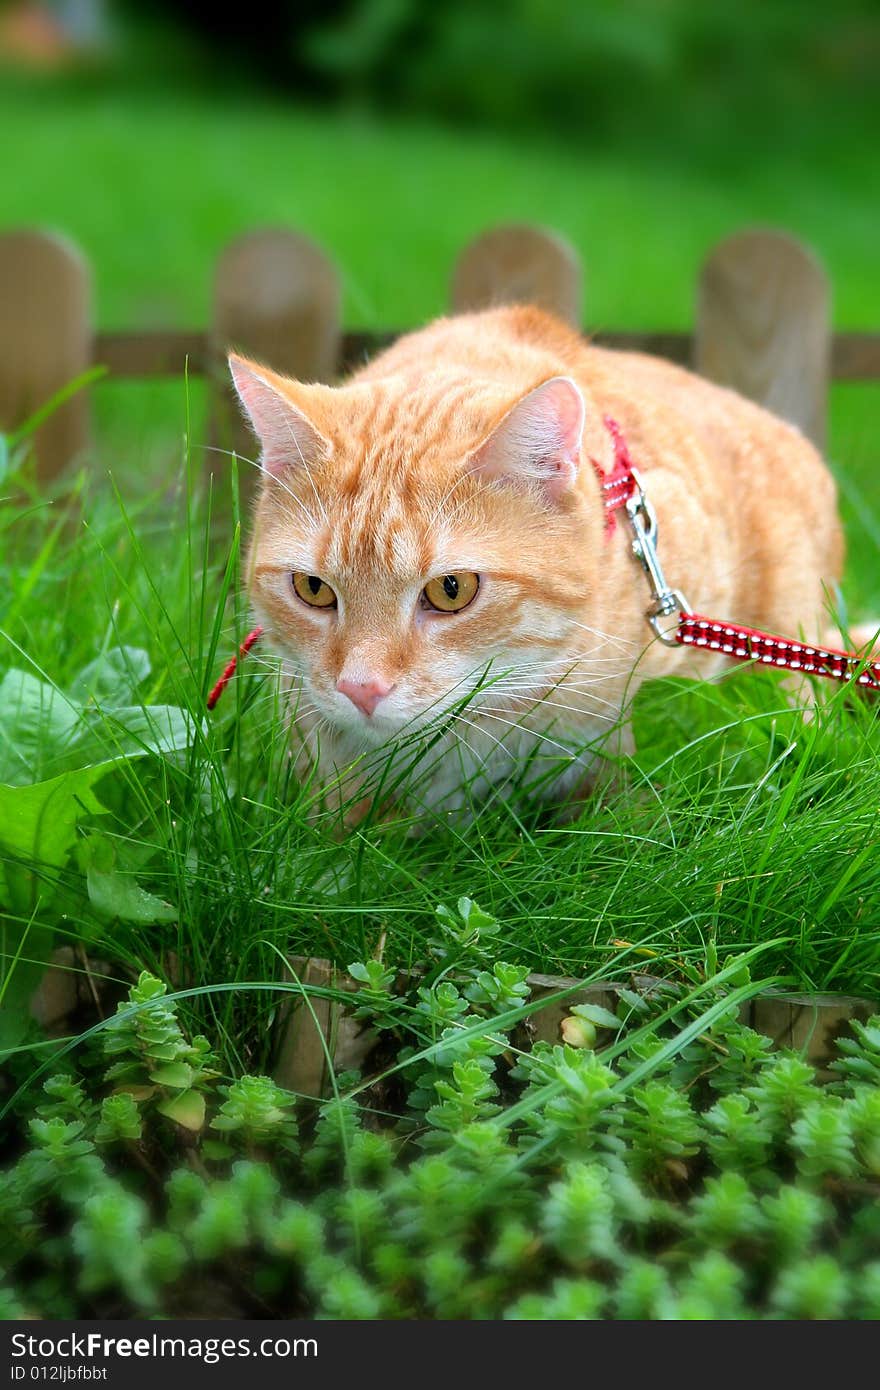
[624,469,690,646]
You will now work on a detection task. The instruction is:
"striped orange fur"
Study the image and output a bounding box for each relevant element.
[230,305,844,813]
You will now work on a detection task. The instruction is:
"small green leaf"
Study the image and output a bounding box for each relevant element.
[114,1084,157,1102]
[721,956,752,988]
[156,1090,206,1132]
[201,1139,233,1162]
[457,897,499,933]
[571,1003,621,1030]
[149,1062,194,1089]
[616,989,651,1016]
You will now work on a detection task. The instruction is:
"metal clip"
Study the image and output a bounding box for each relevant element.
[624,469,689,647]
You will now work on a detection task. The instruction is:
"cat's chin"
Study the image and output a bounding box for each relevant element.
[324,708,413,748]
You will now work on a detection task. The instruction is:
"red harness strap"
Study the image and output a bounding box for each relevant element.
[206,625,264,710]
[593,414,880,692]
[591,415,639,531]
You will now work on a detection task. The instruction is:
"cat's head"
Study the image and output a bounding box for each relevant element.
[230,354,604,743]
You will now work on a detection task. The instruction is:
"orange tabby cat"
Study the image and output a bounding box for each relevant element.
[229,305,844,812]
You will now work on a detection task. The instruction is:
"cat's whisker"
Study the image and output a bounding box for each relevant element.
[485,677,626,702]
[471,709,587,757]
[200,442,263,471]
[565,619,637,652]
[478,695,619,723]
[486,688,626,707]
[451,713,517,766]
[437,486,480,533]
[491,649,625,672]
[237,686,320,721]
[479,674,629,698]
[478,702,620,729]
[303,715,332,753]
[448,733,501,784]
[199,444,318,527]
[280,413,331,530]
[488,672,629,691]
[509,649,622,664]
[237,652,281,670]
[466,668,617,701]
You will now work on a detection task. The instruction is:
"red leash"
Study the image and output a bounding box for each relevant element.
[677,614,880,690]
[593,414,880,691]
[206,417,878,708]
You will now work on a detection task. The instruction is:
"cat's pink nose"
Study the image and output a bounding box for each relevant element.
[336,676,395,717]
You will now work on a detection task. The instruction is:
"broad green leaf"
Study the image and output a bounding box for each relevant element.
[157,1090,206,1132]
[86,867,177,925]
[69,647,151,706]
[62,704,200,771]
[0,669,81,785]
[0,764,107,1054]
[0,765,109,913]
[77,831,116,874]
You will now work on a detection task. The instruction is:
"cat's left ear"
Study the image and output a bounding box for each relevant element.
[469,376,584,500]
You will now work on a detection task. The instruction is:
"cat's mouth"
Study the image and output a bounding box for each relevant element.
[331,700,409,739]
[289,664,564,747]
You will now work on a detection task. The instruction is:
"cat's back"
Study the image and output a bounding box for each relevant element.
[352,303,811,457]
[351,304,583,395]
[353,303,836,517]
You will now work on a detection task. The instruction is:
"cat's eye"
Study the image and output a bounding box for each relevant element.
[422,572,480,613]
[292,573,337,609]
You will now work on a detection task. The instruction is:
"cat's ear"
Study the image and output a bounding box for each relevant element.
[470,376,584,500]
[228,355,330,475]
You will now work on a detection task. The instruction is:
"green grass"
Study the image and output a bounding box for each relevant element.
[2,443,879,1072]
[1,82,879,1071]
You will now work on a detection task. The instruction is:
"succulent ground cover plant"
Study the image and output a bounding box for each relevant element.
[3,901,880,1321]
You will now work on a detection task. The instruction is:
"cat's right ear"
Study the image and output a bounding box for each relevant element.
[469,376,585,501]
[227,355,330,475]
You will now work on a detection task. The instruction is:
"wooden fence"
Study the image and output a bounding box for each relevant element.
[2,221,880,482]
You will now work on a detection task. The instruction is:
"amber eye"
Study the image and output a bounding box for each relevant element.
[422,572,480,613]
[292,573,337,609]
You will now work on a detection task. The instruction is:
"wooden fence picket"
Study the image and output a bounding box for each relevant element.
[272,957,375,1097]
[0,229,91,480]
[268,957,875,1098]
[3,220,879,483]
[696,228,830,448]
[210,228,342,491]
[451,223,582,325]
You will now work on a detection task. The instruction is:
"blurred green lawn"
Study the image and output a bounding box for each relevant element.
[3,81,879,608]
